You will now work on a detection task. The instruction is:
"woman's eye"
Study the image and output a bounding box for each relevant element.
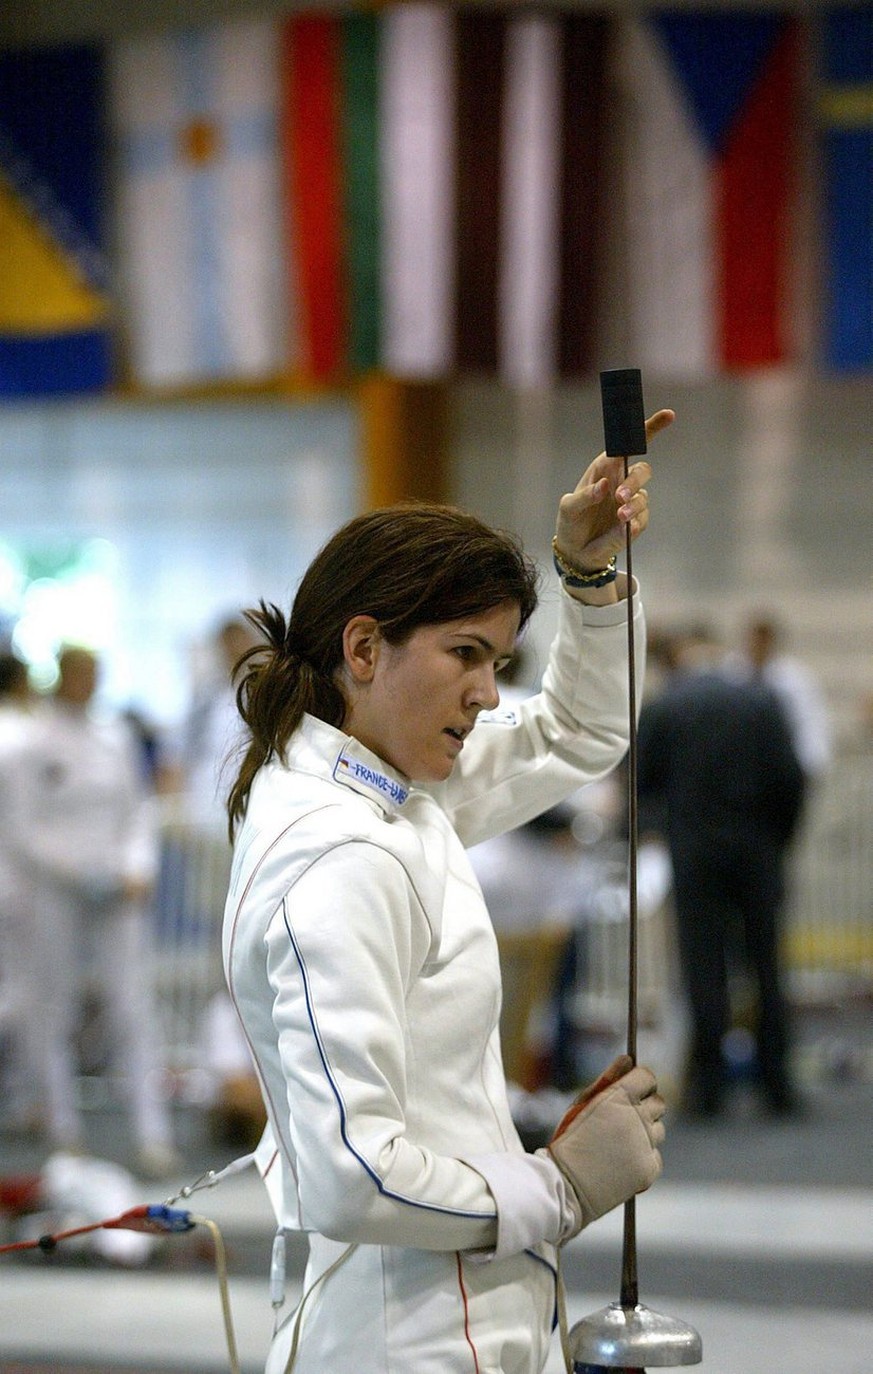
[454,645,475,662]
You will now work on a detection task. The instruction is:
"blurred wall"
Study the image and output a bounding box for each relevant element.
[0,360,870,739]
[0,398,357,722]
[451,371,873,743]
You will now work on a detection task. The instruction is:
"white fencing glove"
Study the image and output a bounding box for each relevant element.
[544,1054,665,1239]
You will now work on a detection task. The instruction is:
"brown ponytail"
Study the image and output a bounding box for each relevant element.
[227,601,345,838]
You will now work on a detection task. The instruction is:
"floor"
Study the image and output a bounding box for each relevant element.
[1,1002,871,1374]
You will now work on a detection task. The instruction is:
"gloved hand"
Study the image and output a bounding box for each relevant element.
[545,1054,665,1238]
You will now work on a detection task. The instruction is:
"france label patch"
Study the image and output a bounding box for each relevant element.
[334,748,410,808]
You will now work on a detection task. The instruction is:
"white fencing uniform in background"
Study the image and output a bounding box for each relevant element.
[0,700,41,1124]
[7,697,174,1160]
[225,587,644,1374]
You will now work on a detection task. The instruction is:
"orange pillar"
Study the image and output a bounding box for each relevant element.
[358,373,449,510]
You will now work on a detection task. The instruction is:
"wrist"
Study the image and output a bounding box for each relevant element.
[551,537,617,589]
[562,579,621,606]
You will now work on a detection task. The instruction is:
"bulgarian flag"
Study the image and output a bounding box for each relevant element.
[281,13,373,381]
[281,5,611,386]
[820,6,873,371]
[613,11,798,377]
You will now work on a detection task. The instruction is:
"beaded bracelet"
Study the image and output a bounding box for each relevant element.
[551,537,618,589]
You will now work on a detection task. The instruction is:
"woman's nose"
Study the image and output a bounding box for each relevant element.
[470,666,500,711]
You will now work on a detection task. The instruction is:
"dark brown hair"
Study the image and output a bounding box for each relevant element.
[226,503,539,836]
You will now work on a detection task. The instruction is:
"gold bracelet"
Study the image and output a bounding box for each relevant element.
[551,537,618,588]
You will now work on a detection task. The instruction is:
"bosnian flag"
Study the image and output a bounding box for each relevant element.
[0,45,111,397]
[110,20,286,388]
[613,12,798,377]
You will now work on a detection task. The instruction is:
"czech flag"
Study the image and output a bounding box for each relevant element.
[612,11,798,377]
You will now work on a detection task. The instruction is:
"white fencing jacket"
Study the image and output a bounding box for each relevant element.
[7,700,158,896]
[223,585,644,1374]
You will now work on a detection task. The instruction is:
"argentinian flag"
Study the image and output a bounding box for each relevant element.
[110,20,288,388]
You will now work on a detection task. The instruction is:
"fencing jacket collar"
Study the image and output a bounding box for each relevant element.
[296,713,410,815]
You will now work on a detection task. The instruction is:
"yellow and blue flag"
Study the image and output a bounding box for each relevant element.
[0,44,111,397]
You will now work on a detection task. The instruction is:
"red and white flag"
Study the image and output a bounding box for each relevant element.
[612,12,798,378]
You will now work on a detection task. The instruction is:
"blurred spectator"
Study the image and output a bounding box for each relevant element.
[122,705,163,786]
[469,805,580,1098]
[5,646,178,1176]
[159,615,263,1145]
[469,803,581,937]
[638,624,806,1119]
[470,784,631,1095]
[0,652,40,1130]
[643,620,683,702]
[728,611,831,783]
[161,614,259,828]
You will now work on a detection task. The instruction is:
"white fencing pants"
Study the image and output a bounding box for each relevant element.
[35,884,173,1151]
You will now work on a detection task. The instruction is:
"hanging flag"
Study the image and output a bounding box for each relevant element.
[497,12,562,386]
[613,12,798,377]
[820,6,873,371]
[556,14,611,380]
[281,10,388,382]
[454,9,504,376]
[0,45,111,397]
[342,12,382,373]
[279,4,612,386]
[394,6,612,384]
[452,8,610,385]
[379,3,455,378]
[281,15,346,382]
[111,19,286,388]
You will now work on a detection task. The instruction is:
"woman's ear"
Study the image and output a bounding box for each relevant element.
[341,615,381,685]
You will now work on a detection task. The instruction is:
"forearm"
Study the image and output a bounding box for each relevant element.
[443,583,644,848]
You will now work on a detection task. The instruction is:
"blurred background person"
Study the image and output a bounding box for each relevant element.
[466,648,608,1101]
[469,802,585,1099]
[157,613,265,1147]
[5,646,178,1177]
[0,651,41,1133]
[160,613,258,828]
[637,624,806,1120]
[728,610,832,786]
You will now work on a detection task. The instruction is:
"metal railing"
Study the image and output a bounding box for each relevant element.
[787,749,873,997]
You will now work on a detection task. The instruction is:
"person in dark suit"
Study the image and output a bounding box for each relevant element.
[637,624,806,1118]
